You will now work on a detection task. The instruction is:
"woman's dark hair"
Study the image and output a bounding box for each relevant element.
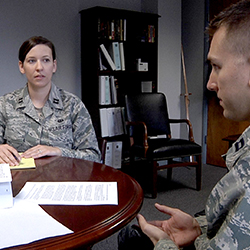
[18,36,56,63]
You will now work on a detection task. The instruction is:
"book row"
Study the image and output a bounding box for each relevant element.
[140,25,156,43]
[98,18,126,41]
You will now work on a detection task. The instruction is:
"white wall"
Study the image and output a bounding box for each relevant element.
[181,1,205,146]
[0,0,141,98]
[158,0,182,138]
[0,0,80,96]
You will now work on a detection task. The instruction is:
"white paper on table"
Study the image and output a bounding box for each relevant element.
[0,163,13,208]
[15,182,118,205]
[0,199,73,249]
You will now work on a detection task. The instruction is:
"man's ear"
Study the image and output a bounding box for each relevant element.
[19,61,25,74]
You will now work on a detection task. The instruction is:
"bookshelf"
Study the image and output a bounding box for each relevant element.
[80,6,159,161]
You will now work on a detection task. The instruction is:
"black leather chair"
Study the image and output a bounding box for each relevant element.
[125,93,202,198]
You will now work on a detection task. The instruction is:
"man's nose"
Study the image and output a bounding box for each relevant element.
[207,74,218,92]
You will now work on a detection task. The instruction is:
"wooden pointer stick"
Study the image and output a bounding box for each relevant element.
[181,44,192,120]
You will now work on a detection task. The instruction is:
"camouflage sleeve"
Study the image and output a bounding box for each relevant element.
[0,96,6,144]
[195,215,207,235]
[195,158,250,249]
[154,239,178,250]
[58,100,101,163]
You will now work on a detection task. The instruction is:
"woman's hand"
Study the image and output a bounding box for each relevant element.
[137,203,201,247]
[22,145,62,159]
[0,144,21,166]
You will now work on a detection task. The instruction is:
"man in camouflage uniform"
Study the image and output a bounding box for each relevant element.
[0,82,101,163]
[119,0,250,249]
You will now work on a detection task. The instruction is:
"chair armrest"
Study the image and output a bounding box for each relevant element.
[126,121,149,156]
[168,118,195,142]
[97,137,107,163]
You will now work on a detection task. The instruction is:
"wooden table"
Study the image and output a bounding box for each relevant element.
[10,156,143,249]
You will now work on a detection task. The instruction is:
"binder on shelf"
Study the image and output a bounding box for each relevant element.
[104,141,113,167]
[120,107,127,134]
[110,76,118,104]
[114,107,124,136]
[104,76,111,104]
[100,44,116,71]
[110,42,121,71]
[107,108,116,137]
[99,76,111,105]
[98,76,105,105]
[99,107,124,137]
[112,141,123,169]
[104,141,123,169]
[99,108,109,137]
[119,42,125,71]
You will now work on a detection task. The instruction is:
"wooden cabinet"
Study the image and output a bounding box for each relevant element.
[80,6,159,160]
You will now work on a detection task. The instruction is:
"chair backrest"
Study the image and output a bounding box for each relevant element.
[125,93,171,137]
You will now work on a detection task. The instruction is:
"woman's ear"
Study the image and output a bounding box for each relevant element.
[53,59,57,73]
[19,61,25,74]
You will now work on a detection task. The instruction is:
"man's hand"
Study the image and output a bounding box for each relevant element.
[22,145,62,159]
[137,214,172,246]
[0,144,21,166]
[137,203,201,247]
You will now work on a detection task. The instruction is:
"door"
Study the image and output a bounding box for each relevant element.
[206,0,250,167]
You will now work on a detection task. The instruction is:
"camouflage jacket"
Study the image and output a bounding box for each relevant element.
[0,83,101,162]
[155,126,250,249]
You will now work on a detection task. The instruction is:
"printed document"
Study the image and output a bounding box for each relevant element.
[15,181,118,205]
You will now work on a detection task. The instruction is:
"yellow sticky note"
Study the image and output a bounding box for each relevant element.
[10,154,35,170]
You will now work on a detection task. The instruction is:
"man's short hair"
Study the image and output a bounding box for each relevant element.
[207,0,250,56]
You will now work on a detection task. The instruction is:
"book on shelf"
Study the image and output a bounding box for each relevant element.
[99,107,125,137]
[119,19,123,41]
[111,20,115,40]
[123,19,126,41]
[104,141,122,169]
[100,44,116,71]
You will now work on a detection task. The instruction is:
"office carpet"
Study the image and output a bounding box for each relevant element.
[92,164,228,250]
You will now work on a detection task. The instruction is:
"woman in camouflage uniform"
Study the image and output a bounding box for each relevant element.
[0,36,101,166]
